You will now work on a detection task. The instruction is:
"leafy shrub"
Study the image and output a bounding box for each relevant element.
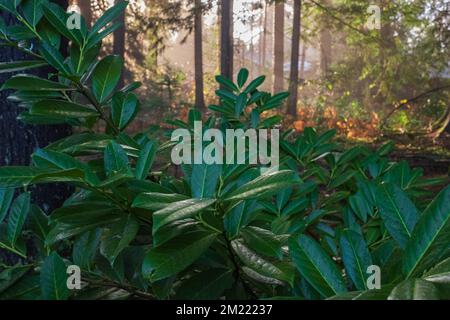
[0,1,449,300]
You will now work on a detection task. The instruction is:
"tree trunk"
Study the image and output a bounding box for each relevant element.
[273,1,284,93]
[261,1,268,71]
[70,0,91,27]
[220,0,234,82]
[113,0,126,88]
[0,1,72,264]
[319,0,332,76]
[194,0,206,110]
[287,0,302,117]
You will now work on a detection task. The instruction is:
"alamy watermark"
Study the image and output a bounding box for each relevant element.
[170,121,279,173]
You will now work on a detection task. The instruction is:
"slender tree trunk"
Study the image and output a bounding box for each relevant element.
[113,0,126,88]
[194,0,205,110]
[220,0,234,81]
[273,1,284,93]
[261,1,268,70]
[319,0,332,76]
[288,0,302,117]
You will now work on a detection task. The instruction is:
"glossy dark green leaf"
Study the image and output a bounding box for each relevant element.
[39,42,70,74]
[340,229,373,290]
[132,192,188,211]
[191,163,221,199]
[111,92,138,130]
[40,252,69,300]
[31,99,98,118]
[1,75,70,91]
[92,55,123,103]
[142,230,216,281]
[7,192,31,246]
[289,235,347,297]
[23,0,46,26]
[376,183,419,248]
[237,68,249,88]
[100,215,139,263]
[104,140,131,177]
[224,170,300,202]
[72,229,102,270]
[403,185,450,278]
[135,140,157,180]
[0,188,14,223]
[231,240,294,285]
[90,1,128,34]
[152,198,216,233]
[388,279,442,300]
[29,205,49,241]
[0,60,47,74]
[241,226,283,259]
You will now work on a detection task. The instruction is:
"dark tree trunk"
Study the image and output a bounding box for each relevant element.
[0,1,72,212]
[194,0,205,110]
[76,0,92,27]
[113,0,126,88]
[273,1,284,93]
[0,0,72,264]
[220,0,234,82]
[287,0,302,117]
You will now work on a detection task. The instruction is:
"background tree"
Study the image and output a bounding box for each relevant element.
[272,0,284,92]
[220,0,234,81]
[287,0,302,117]
[194,0,205,110]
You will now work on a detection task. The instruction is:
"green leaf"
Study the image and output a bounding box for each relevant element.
[0,60,47,74]
[29,205,50,241]
[423,257,450,284]
[0,188,14,223]
[0,166,54,188]
[7,192,31,246]
[92,55,123,103]
[135,140,157,180]
[42,3,78,43]
[0,0,21,13]
[39,42,70,74]
[215,75,238,92]
[90,1,128,34]
[191,163,221,199]
[100,215,139,263]
[340,229,373,290]
[231,240,294,285]
[142,230,216,281]
[111,92,138,130]
[234,93,247,116]
[31,100,98,118]
[243,75,265,93]
[289,235,347,297]
[403,185,450,278]
[376,183,419,248]
[224,170,300,202]
[73,229,102,270]
[104,140,131,177]
[241,226,283,259]
[388,279,442,300]
[175,268,234,300]
[132,192,189,211]
[1,75,70,91]
[237,68,249,88]
[153,198,216,233]
[23,0,46,27]
[40,252,69,300]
